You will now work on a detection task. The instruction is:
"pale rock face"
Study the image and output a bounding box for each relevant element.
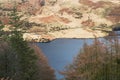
[23,33,41,42]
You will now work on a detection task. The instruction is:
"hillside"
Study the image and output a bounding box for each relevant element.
[0,0,120,42]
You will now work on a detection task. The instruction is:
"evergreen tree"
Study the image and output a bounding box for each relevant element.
[0,41,20,80]
[0,5,39,80]
[8,5,42,80]
[9,31,39,80]
[0,4,56,80]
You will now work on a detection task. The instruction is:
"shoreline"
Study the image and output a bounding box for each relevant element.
[23,32,108,42]
[23,27,108,42]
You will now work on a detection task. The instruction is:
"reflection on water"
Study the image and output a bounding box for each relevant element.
[37,38,94,79]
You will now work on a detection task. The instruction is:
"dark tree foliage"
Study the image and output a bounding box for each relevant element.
[0,33,56,80]
[7,5,40,80]
[0,3,56,80]
[9,31,39,80]
[0,40,21,80]
[0,21,4,37]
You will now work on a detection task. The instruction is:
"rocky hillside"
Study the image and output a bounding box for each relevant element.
[1,0,120,42]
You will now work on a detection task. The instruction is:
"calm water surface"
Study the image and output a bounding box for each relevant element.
[37,38,95,79]
[37,32,120,79]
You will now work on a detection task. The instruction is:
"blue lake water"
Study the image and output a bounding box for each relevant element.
[37,35,120,80]
[38,36,120,80]
[37,38,95,79]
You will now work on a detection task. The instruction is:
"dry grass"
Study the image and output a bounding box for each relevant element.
[28,26,47,33]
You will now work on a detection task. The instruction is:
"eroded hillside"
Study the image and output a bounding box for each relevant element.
[0,0,120,42]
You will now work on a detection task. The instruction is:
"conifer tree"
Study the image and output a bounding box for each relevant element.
[8,5,41,80]
[0,3,56,80]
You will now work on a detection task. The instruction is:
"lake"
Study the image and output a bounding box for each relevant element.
[37,32,120,79]
[37,38,96,79]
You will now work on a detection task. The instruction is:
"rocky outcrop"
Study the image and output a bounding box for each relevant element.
[23,33,41,42]
[1,0,120,42]
[22,27,107,42]
[23,33,54,42]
